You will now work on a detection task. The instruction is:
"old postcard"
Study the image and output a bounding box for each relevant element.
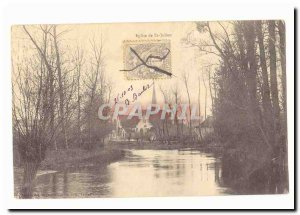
[11,20,288,199]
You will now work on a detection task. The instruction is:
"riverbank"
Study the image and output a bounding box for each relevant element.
[40,147,125,171]
[107,141,223,153]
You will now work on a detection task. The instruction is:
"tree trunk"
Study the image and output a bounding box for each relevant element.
[198,77,203,141]
[208,67,214,109]
[49,69,56,150]
[174,92,179,139]
[278,20,287,125]
[277,20,289,194]
[77,96,82,148]
[268,20,281,135]
[77,71,82,148]
[202,75,207,120]
[242,21,271,148]
[255,20,274,141]
[244,21,260,122]
[183,77,192,133]
[186,90,192,133]
[53,26,68,149]
[20,161,39,198]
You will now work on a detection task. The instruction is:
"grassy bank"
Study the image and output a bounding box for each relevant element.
[40,147,125,171]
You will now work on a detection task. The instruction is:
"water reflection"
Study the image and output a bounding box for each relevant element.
[15,149,231,198]
[108,150,229,197]
[31,166,112,198]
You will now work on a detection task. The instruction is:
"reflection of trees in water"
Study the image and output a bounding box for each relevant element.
[31,166,112,198]
[33,172,62,198]
[214,162,221,184]
[63,170,68,197]
[84,166,112,197]
[220,151,288,194]
[152,155,186,179]
[151,151,226,189]
[51,173,57,197]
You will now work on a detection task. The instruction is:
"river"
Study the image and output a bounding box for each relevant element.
[14,149,234,198]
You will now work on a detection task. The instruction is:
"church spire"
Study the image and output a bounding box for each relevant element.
[152,81,157,104]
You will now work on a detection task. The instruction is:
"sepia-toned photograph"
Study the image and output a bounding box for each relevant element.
[11,20,289,199]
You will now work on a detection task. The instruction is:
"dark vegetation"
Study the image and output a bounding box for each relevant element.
[190,21,288,194]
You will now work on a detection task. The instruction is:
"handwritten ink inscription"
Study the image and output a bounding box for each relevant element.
[114,82,154,106]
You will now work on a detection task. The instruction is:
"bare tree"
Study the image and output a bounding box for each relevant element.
[202,73,207,121]
[73,45,85,147]
[52,25,68,149]
[171,83,180,138]
[13,26,62,197]
[197,76,203,141]
[159,85,171,141]
[182,71,192,133]
[23,25,57,148]
[208,66,215,109]
[83,36,106,148]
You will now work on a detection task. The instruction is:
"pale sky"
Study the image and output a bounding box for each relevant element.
[12,21,222,116]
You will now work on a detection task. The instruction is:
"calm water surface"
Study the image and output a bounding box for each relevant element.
[15,149,233,198]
